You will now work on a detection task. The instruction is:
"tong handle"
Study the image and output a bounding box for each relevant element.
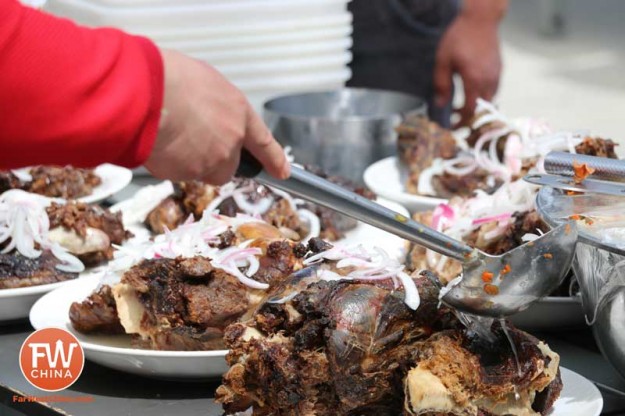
[545,151,625,182]
[236,149,474,261]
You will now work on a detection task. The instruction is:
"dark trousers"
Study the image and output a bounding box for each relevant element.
[347,0,459,127]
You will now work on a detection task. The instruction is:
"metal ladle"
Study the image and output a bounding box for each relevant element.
[237,151,578,317]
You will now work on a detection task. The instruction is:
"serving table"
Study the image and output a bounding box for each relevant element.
[1,180,624,415]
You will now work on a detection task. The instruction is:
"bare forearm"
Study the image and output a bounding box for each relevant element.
[460,0,508,21]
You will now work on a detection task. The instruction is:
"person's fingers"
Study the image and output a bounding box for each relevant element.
[454,74,480,129]
[481,67,500,103]
[202,151,240,185]
[243,105,290,179]
[433,55,453,108]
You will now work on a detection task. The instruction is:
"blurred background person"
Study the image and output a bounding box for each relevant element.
[348,0,508,127]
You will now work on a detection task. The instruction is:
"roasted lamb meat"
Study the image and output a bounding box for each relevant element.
[397,114,458,195]
[0,250,78,289]
[0,190,85,289]
[145,176,372,241]
[112,257,252,350]
[69,285,125,334]
[404,324,561,415]
[216,272,561,415]
[69,218,321,349]
[46,202,132,267]
[145,180,302,236]
[0,166,101,199]
[574,136,618,158]
[399,99,620,199]
[106,238,304,350]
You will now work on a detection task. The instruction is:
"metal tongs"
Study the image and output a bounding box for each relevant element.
[525,151,625,196]
[237,151,577,317]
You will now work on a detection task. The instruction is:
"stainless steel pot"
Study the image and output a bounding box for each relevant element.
[263,88,426,184]
[537,186,625,379]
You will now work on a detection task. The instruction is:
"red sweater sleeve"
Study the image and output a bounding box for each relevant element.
[0,0,164,169]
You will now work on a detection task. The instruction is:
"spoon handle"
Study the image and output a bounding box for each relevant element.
[237,150,474,261]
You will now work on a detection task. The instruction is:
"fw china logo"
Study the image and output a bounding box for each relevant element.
[19,328,85,391]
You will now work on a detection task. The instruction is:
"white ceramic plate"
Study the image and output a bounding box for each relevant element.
[159,25,352,53]
[129,14,353,42]
[556,367,603,416]
[236,68,351,93]
[337,198,409,262]
[45,0,348,29]
[80,164,133,204]
[510,296,586,332]
[189,38,352,66]
[364,156,447,213]
[0,272,95,323]
[216,52,352,79]
[10,164,132,204]
[28,277,605,412]
[30,275,228,380]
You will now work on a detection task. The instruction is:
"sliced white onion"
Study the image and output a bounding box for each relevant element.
[438,274,463,306]
[297,209,321,242]
[11,169,33,182]
[267,186,299,212]
[417,158,445,196]
[51,244,85,273]
[232,192,274,216]
[442,156,477,177]
[397,271,420,310]
[215,264,269,290]
[521,233,540,242]
[318,269,346,281]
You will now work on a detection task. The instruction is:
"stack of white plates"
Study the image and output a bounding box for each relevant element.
[44,0,353,110]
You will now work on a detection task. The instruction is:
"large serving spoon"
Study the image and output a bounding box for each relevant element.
[237,151,577,317]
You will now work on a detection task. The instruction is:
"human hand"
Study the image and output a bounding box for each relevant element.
[433,0,507,127]
[145,49,290,185]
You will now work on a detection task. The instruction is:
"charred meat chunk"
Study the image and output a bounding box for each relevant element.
[27,166,100,199]
[111,257,250,350]
[396,115,458,195]
[575,137,618,159]
[217,274,561,416]
[69,285,124,334]
[0,250,78,289]
[46,202,132,267]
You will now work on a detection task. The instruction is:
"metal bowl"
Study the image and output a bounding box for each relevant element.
[537,186,625,379]
[263,88,426,184]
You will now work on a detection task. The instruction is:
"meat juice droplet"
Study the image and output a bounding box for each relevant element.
[499,318,522,380]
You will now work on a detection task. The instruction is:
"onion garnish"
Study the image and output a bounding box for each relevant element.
[108,211,270,290]
[11,169,33,182]
[304,245,420,309]
[438,274,463,307]
[419,99,587,201]
[521,233,540,242]
[472,213,513,226]
[297,209,321,241]
[0,190,84,273]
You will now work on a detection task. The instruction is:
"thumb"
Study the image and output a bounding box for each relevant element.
[433,57,453,108]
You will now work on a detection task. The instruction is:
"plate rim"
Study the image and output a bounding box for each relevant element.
[558,367,604,416]
[78,163,133,204]
[363,156,448,207]
[28,268,227,358]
